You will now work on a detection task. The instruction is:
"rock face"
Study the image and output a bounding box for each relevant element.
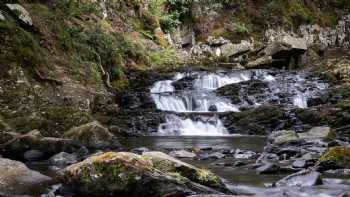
[61,152,224,197]
[6,4,33,26]
[63,121,120,150]
[143,151,228,192]
[0,157,51,196]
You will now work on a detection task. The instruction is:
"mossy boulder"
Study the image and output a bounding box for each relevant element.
[320,146,350,169]
[143,151,228,192]
[61,152,224,197]
[63,121,120,150]
[268,130,300,145]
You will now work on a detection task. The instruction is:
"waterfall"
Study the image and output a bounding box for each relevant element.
[293,93,308,108]
[150,80,175,93]
[158,115,229,136]
[194,72,251,90]
[150,70,328,136]
[151,94,239,113]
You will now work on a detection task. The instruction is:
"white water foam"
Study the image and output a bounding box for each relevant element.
[158,115,229,136]
[193,72,251,90]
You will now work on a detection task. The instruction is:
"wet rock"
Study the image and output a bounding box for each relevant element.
[223,106,285,135]
[209,105,218,112]
[172,76,196,90]
[61,152,223,196]
[49,152,77,166]
[234,149,256,159]
[292,160,306,168]
[256,162,280,174]
[268,130,299,145]
[0,157,51,196]
[23,149,44,161]
[298,126,334,141]
[319,146,350,169]
[324,169,350,176]
[63,121,120,150]
[276,169,322,187]
[132,147,149,154]
[169,150,197,158]
[6,4,33,26]
[209,152,226,159]
[216,84,241,104]
[143,151,229,192]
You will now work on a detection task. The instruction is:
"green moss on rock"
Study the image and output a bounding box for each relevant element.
[320,146,350,169]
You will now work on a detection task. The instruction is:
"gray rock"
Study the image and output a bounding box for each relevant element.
[49,152,77,166]
[6,4,33,26]
[219,40,251,58]
[246,56,273,68]
[0,157,51,196]
[268,130,299,145]
[0,11,5,21]
[208,152,225,159]
[256,162,280,174]
[234,149,256,159]
[207,36,230,47]
[292,160,306,168]
[298,126,333,141]
[169,150,196,158]
[23,149,44,161]
[264,35,307,58]
[276,169,322,187]
[324,169,350,176]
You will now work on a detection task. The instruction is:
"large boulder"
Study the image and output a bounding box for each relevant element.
[143,151,228,192]
[319,146,350,169]
[0,157,51,196]
[61,152,224,197]
[63,121,120,150]
[0,130,79,156]
[298,126,334,141]
[264,35,307,59]
[219,40,251,58]
[268,130,300,145]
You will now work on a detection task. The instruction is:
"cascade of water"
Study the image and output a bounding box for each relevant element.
[150,80,175,93]
[194,71,252,90]
[149,70,328,136]
[158,114,229,136]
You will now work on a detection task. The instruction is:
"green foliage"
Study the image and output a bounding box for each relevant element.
[233,22,250,34]
[0,19,47,70]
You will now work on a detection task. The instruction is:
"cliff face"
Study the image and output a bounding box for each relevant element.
[0,0,349,137]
